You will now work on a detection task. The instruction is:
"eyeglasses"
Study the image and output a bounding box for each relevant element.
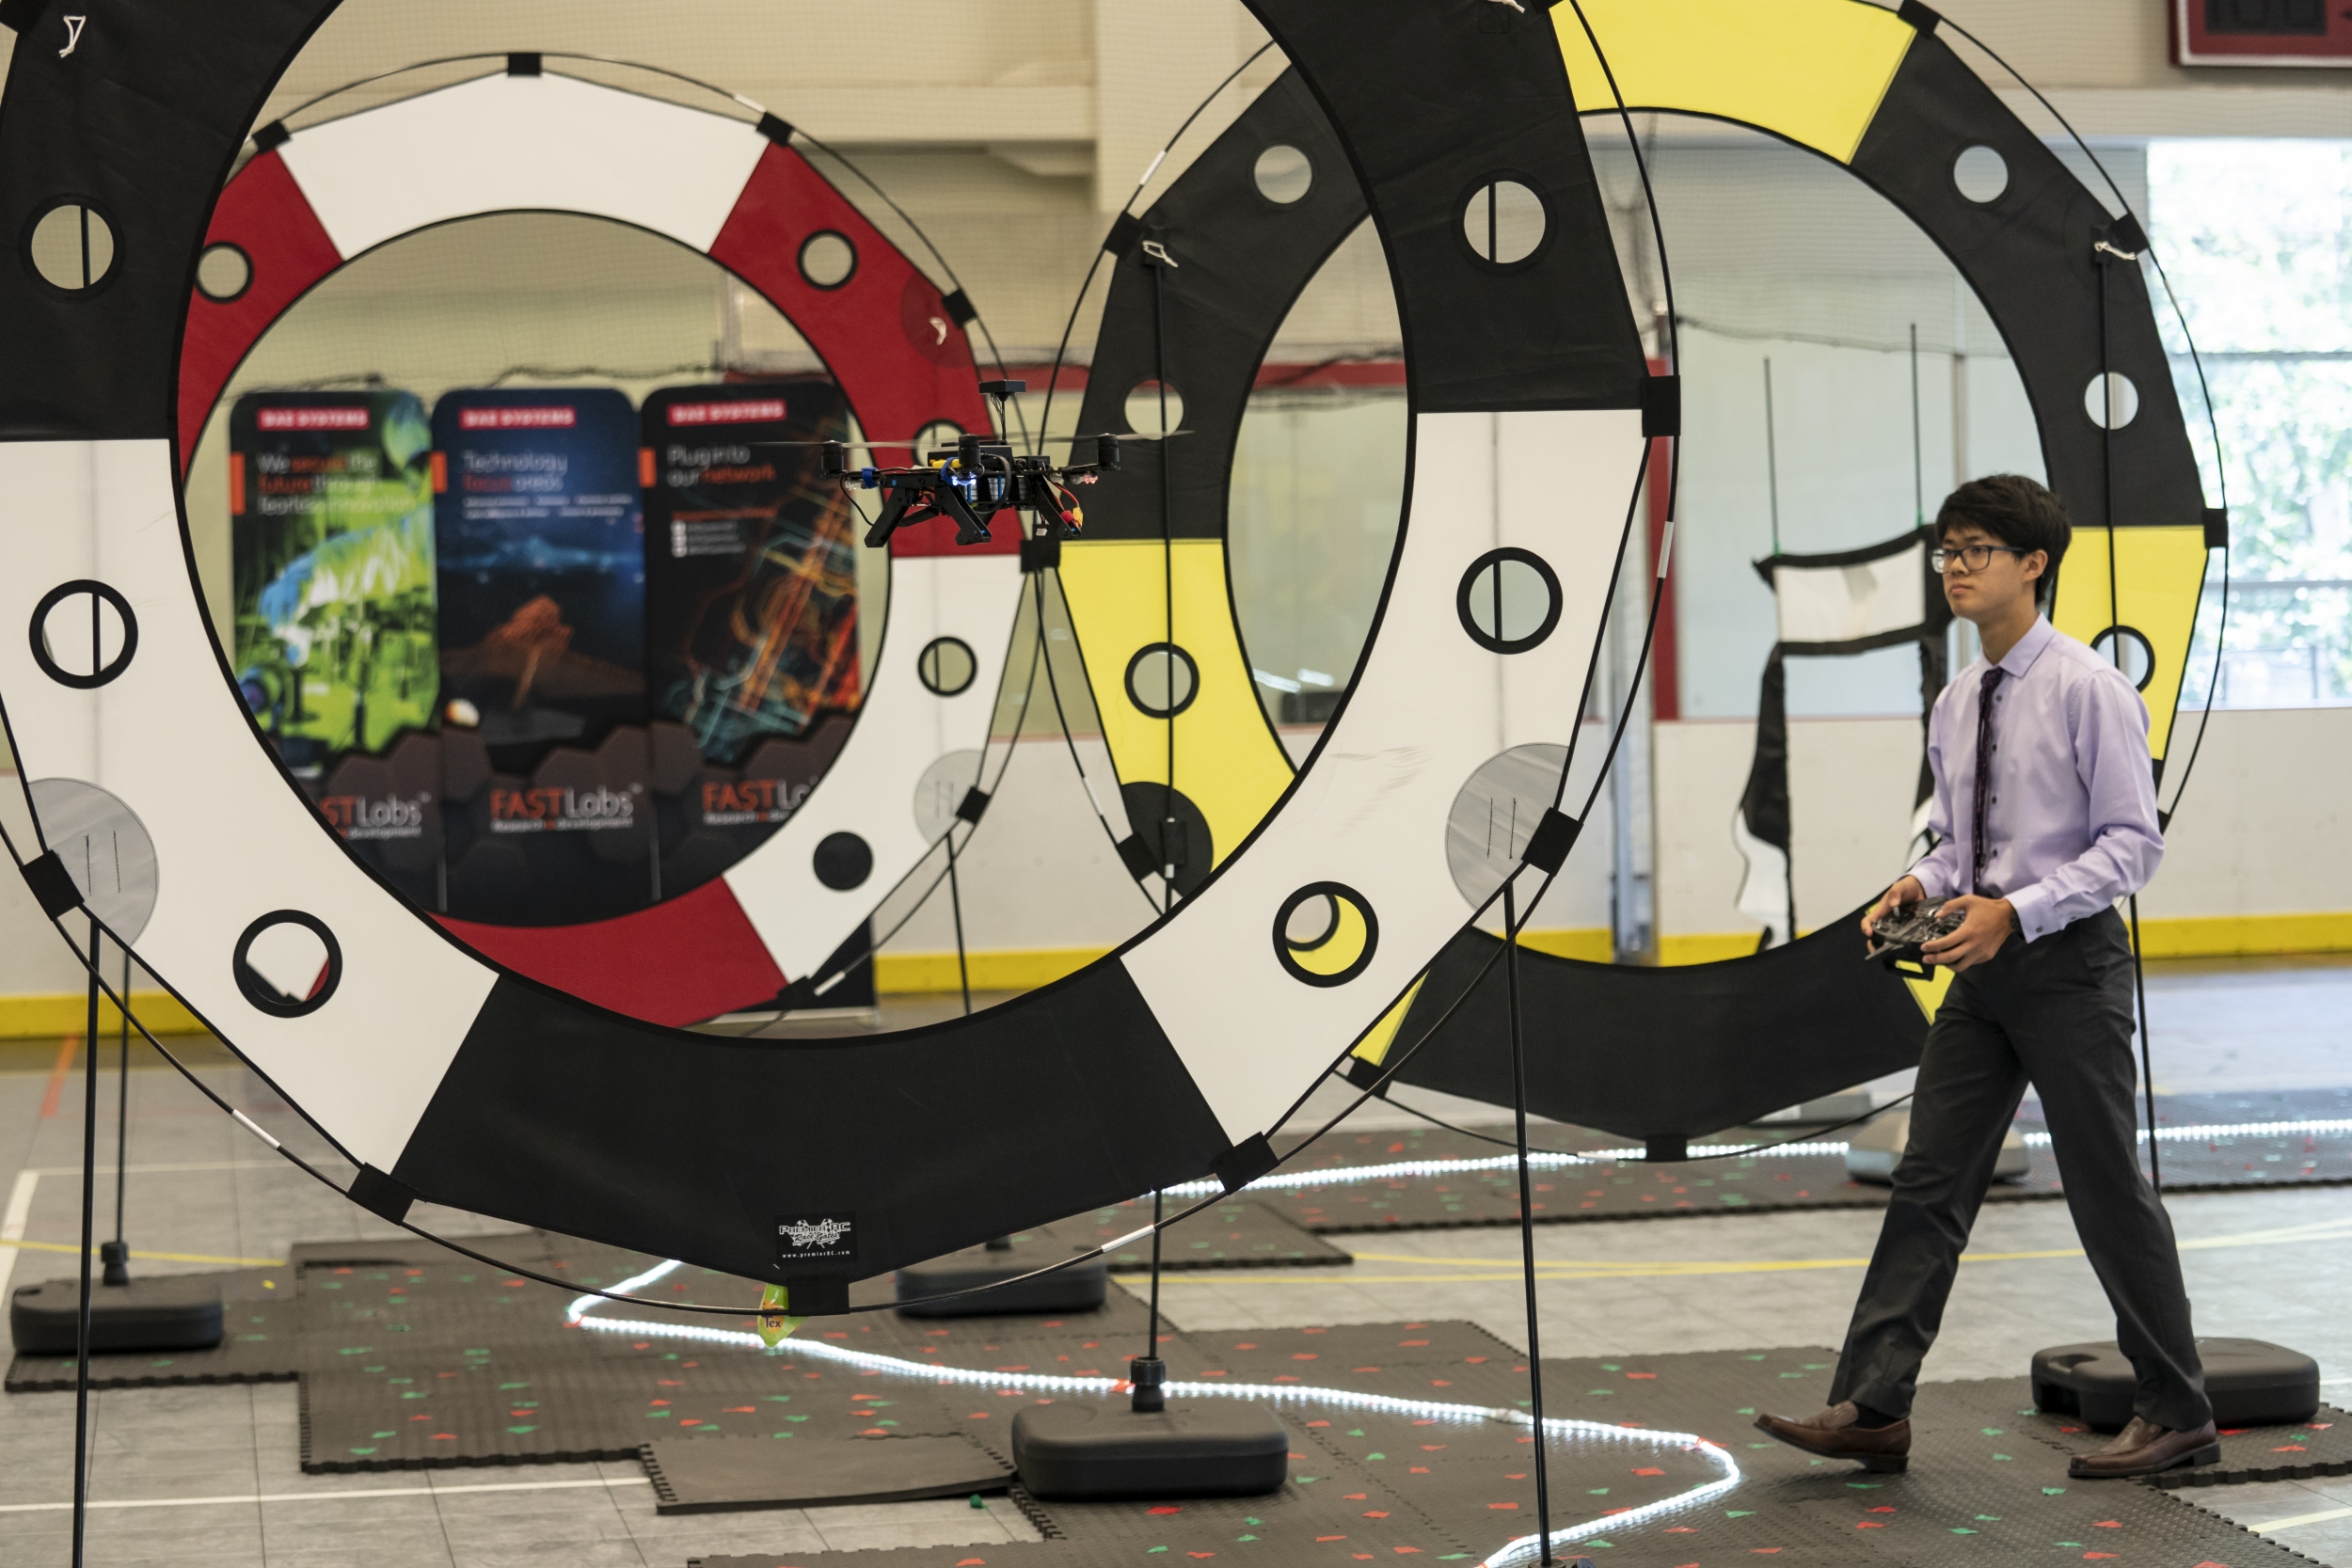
[1931,544,2030,575]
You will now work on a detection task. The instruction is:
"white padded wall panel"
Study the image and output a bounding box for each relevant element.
[1122,409,1646,1141]
[725,554,1026,977]
[0,442,496,1169]
[280,72,768,259]
[1499,410,1632,751]
[0,442,99,784]
[1772,546,1927,645]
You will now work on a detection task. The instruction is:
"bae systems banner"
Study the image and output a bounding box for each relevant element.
[246,379,872,944]
[229,389,438,773]
[230,390,442,906]
[433,388,652,923]
[642,380,864,898]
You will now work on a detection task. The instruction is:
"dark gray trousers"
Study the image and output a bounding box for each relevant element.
[1828,907,2211,1432]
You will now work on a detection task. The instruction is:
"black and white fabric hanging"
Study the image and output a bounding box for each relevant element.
[1733,526,1951,945]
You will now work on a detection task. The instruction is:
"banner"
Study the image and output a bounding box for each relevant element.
[433,388,651,923]
[432,387,646,757]
[642,380,863,896]
[229,389,437,774]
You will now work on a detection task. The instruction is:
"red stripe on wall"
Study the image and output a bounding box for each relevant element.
[1646,356,1679,722]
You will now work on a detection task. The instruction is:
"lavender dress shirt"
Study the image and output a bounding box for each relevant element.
[1907,617,2163,944]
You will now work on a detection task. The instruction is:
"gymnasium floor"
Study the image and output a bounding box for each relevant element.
[0,955,2346,1567]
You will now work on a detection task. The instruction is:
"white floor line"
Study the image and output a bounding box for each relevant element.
[0,1476,652,1513]
[0,1166,37,1299]
[2254,1504,2352,1534]
[27,1160,296,1178]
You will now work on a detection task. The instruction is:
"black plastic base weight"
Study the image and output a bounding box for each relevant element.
[10,1274,224,1354]
[2032,1338,2318,1432]
[1012,1400,1288,1499]
[894,1231,1108,1318]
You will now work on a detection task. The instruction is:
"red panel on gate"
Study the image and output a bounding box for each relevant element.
[179,126,987,1026]
[708,142,1006,557]
[437,877,787,1028]
[177,151,345,468]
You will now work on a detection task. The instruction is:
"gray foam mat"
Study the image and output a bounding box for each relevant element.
[644,1433,1012,1513]
[687,1340,2314,1567]
[1262,1095,2352,1232]
[2020,1402,2352,1489]
[1065,1197,1354,1270]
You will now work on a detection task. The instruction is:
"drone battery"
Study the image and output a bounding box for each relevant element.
[2031,1338,2319,1432]
[1011,1401,1289,1499]
[895,1235,1107,1318]
[10,1275,225,1354]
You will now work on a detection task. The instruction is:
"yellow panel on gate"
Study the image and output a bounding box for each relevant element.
[1903,965,1952,1023]
[1554,0,1915,166]
[2048,526,2213,763]
[1057,537,1295,869]
[1349,977,1425,1070]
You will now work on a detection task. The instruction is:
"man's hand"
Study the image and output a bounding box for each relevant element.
[1920,894,2017,972]
[1860,876,1926,939]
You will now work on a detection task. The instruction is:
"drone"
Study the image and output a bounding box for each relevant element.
[818,380,1124,549]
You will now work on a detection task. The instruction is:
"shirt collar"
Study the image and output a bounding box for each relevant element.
[1990,616,2057,679]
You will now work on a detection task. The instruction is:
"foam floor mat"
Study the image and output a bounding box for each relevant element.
[6,1265,301,1390]
[644,1433,1012,1513]
[688,1341,2316,1568]
[1258,1095,2352,1231]
[2020,1402,2352,1489]
[1068,1197,1354,1270]
[1258,1124,1977,1230]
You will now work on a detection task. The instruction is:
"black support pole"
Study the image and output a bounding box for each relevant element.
[1506,879,1555,1565]
[72,916,101,1568]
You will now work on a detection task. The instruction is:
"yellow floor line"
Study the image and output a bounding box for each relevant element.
[1,1239,283,1267]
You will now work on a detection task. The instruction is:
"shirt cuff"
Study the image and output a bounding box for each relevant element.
[1909,862,1953,903]
[2006,884,2056,944]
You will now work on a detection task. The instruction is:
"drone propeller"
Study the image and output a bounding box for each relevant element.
[748,431,1190,448]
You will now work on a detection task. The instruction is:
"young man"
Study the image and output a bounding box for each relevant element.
[1754,474,2215,1480]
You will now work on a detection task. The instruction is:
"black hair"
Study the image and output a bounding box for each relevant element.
[1934,473,2070,576]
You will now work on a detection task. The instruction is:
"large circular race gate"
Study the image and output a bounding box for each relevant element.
[167,62,1026,1027]
[0,0,1803,1299]
[1052,0,2220,1139]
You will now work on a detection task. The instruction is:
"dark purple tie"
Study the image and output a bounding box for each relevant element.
[1973,666,2005,896]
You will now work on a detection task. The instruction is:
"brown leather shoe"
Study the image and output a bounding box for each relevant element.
[2067,1416,2220,1480]
[1753,1402,1911,1473]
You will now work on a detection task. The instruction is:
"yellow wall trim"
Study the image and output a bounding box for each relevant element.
[1658,932,1767,966]
[1658,912,2352,968]
[2134,911,2352,959]
[877,947,1110,994]
[1517,928,1613,962]
[0,991,205,1040]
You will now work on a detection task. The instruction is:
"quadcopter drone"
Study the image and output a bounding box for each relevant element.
[818,380,1124,548]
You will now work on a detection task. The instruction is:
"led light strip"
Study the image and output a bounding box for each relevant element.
[1150,1116,2352,1196]
[567,1260,1741,1563]
[2018,1117,2352,1148]
[1163,1141,1858,1196]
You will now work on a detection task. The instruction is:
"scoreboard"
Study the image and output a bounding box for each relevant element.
[2173,0,2352,65]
